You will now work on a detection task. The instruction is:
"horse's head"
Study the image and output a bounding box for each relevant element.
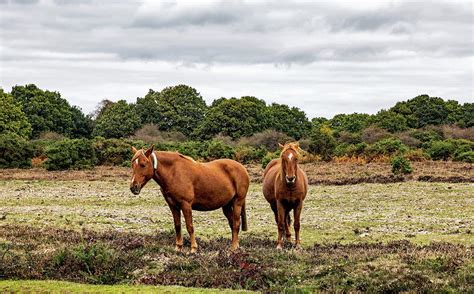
[130,145,156,195]
[279,142,301,186]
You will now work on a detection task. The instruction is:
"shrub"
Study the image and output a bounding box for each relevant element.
[361,126,391,144]
[234,145,267,164]
[309,125,336,161]
[238,130,293,152]
[337,131,362,144]
[395,131,422,148]
[426,139,473,161]
[93,138,145,166]
[206,139,235,160]
[391,156,413,175]
[454,151,474,163]
[334,143,367,157]
[0,133,33,168]
[261,151,280,169]
[45,139,96,170]
[366,138,408,159]
[131,124,187,144]
[176,141,210,160]
[404,149,428,162]
[411,129,443,145]
[442,125,474,141]
[38,131,66,141]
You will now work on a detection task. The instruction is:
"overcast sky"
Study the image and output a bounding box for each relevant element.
[0,0,472,118]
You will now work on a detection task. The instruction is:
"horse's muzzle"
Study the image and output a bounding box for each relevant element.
[130,185,141,195]
[286,176,296,185]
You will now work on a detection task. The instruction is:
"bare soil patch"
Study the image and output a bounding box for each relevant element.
[0,161,472,185]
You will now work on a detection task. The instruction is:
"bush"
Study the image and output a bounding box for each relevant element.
[309,125,336,161]
[366,138,408,158]
[361,126,391,144]
[238,130,293,152]
[442,125,474,141]
[206,139,235,160]
[93,138,145,166]
[45,139,96,170]
[391,156,413,175]
[261,151,280,169]
[411,129,443,147]
[454,151,474,163]
[334,143,367,157]
[131,124,187,144]
[395,131,422,148]
[234,145,267,164]
[0,134,33,168]
[426,139,473,161]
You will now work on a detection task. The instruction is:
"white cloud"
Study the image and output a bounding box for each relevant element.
[0,0,472,118]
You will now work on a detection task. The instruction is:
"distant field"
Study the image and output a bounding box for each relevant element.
[0,177,472,292]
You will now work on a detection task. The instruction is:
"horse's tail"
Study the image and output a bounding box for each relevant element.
[241,200,248,231]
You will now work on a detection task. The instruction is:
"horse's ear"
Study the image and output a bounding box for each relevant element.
[131,147,138,154]
[145,144,154,157]
[278,143,284,149]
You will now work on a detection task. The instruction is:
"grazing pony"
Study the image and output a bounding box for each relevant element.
[130,145,249,252]
[263,142,308,249]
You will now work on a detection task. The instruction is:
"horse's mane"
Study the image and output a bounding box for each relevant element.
[178,153,196,163]
[280,142,301,158]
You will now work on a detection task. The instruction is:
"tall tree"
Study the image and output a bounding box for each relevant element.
[195,96,269,139]
[92,100,141,138]
[10,84,91,138]
[329,113,371,133]
[0,89,31,138]
[154,85,207,136]
[266,103,311,139]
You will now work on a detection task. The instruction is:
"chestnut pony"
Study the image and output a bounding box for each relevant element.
[263,142,308,249]
[130,145,249,252]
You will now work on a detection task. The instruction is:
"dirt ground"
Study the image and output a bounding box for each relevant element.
[0,161,472,184]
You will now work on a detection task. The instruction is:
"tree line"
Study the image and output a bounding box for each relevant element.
[0,84,473,170]
[1,84,472,141]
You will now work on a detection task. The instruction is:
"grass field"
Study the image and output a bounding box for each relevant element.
[0,178,473,292]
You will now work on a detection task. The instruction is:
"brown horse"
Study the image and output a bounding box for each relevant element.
[130,145,249,253]
[263,142,308,249]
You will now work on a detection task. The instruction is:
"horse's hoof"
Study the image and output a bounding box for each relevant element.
[190,247,198,254]
[175,246,182,252]
[276,244,283,250]
[229,245,240,252]
[295,243,302,250]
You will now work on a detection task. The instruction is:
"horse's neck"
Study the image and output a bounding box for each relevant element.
[153,152,184,186]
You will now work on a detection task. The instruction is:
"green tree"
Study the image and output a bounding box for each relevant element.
[266,103,311,139]
[135,89,161,125]
[329,113,371,133]
[390,95,449,128]
[0,89,32,138]
[10,84,91,138]
[196,96,269,139]
[458,103,473,127]
[92,100,141,138]
[154,85,207,136]
[309,124,337,161]
[372,110,408,133]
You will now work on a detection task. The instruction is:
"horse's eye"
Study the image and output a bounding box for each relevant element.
[140,163,146,168]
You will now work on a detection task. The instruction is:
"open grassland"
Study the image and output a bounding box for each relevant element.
[0,178,473,292]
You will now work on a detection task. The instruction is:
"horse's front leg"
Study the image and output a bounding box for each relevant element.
[293,202,303,249]
[168,205,183,252]
[230,200,242,251]
[276,200,286,250]
[181,202,198,253]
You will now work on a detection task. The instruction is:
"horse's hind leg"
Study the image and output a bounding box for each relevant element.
[222,202,233,231]
[181,202,198,253]
[293,202,303,249]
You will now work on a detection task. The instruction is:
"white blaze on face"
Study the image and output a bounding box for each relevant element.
[288,152,294,161]
[135,158,139,165]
